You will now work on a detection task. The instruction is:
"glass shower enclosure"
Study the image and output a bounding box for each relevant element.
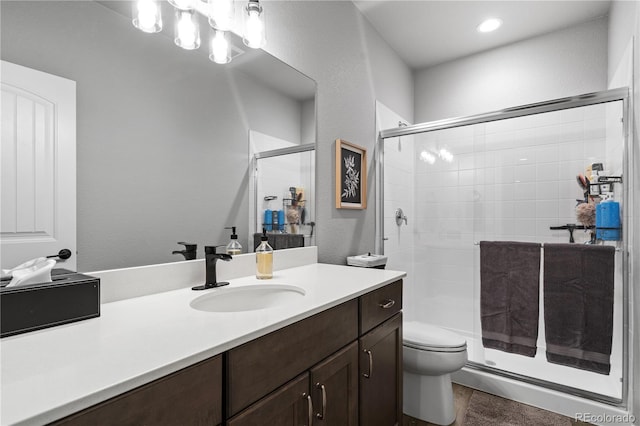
[378,88,631,405]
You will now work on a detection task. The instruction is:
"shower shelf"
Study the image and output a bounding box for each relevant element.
[549,224,595,243]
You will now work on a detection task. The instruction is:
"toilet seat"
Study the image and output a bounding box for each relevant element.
[403,321,467,353]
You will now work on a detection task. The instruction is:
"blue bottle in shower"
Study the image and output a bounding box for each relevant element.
[596,200,621,241]
[264,209,273,231]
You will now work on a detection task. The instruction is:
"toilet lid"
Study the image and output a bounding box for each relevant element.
[403,321,467,351]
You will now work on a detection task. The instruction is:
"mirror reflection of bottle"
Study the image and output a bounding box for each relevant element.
[225,226,242,255]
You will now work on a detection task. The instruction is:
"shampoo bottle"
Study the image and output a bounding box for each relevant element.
[225,226,242,255]
[256,228,273,279]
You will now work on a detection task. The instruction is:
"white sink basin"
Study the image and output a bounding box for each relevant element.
[190,284,306,313]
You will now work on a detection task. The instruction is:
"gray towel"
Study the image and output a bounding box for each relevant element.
[480,241,542,357]
[543,244,615,375]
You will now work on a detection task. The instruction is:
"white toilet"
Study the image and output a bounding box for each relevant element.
[403,321,468,425]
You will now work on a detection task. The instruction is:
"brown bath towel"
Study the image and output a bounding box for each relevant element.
[480,241,542,357]
[543,244,615,375]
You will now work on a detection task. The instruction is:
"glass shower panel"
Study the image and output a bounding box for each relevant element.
[383,133,416,317]
[383,98,625,402]
[470,101,625,400]
[410,126,476,333]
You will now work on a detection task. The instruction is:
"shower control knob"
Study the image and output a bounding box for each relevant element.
[395,208,407,226]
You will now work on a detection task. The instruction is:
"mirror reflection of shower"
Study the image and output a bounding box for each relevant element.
[249,131,316,252]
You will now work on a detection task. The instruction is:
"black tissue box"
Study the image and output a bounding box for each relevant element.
[1,269,100,338]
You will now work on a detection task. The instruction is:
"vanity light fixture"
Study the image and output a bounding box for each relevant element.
[210,29,231,64]
[168,0,194,10]
[175,9,201,50]
[242,0,266,49]
[477,17,502,33]
[208,0,234,31]
[132,0,266,64]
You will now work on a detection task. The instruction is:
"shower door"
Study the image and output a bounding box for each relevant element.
[379,89,629,404]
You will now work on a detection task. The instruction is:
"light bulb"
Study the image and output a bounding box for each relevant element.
[243,1,265,49]
[209,30,230,64]
[175,9,200,49]
[133,0,162,33]
[208,0,234,31]
[477,18,502,33]
[168,0,193,11]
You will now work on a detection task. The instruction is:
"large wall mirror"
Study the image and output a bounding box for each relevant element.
[1,0,316,272]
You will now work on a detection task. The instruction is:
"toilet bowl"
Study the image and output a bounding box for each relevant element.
[403,321,467,425]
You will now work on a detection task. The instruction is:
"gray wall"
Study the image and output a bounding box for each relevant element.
[1,1,306,271]
[262,1,414,264]
[414,17,609,122]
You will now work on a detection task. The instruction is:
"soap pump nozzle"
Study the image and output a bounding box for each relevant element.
[225,226,242,255]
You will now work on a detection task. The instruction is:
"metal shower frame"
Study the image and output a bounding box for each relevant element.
[376,87,632,407]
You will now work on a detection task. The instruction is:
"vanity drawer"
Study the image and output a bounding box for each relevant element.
[359,280,402,335]
[52,355,222,426]
[227,299,358,417]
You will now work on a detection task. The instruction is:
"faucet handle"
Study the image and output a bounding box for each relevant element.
[205,245,224,255]
[205,245,233,260]
[173,242,197,260]
[177,242,197,251]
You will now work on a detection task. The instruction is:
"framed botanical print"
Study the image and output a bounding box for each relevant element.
[335,139,367,209]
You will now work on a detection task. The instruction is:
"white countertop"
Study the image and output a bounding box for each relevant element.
[0,263,405,425]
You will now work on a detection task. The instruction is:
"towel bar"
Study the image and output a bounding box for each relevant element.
[473,242,621,251]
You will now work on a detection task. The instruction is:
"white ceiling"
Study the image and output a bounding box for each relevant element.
[353,0,612,69]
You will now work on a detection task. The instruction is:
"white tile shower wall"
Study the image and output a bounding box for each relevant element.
[411,103,624,337]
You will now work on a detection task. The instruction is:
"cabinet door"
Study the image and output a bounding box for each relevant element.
[228,373,312,426]
[310,341,359,426]
[359,313,402,426]
[52,355,222,426]
[227,299,357,416]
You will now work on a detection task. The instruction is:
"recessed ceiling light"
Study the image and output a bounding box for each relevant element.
[477,18,502,33]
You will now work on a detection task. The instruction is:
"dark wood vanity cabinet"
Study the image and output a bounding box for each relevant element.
[359,314,403,426]
[228,342,359,426]
[227,373,311,426]
[226,300,359,426]
[49,280,402,426]
[310,341,360,426]
[358,280,403,426]
[230,279,403,426]
[51,355,223,426]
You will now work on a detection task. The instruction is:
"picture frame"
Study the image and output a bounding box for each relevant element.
[335,139,367,209]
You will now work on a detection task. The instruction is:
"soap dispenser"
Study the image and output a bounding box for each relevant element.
[256,228,273,279]
[225,226,243,255]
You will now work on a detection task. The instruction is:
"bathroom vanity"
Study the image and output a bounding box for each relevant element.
[0,254,404,426]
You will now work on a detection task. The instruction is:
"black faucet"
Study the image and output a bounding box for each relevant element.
[172,242,197,260]
[192,245,232,290]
